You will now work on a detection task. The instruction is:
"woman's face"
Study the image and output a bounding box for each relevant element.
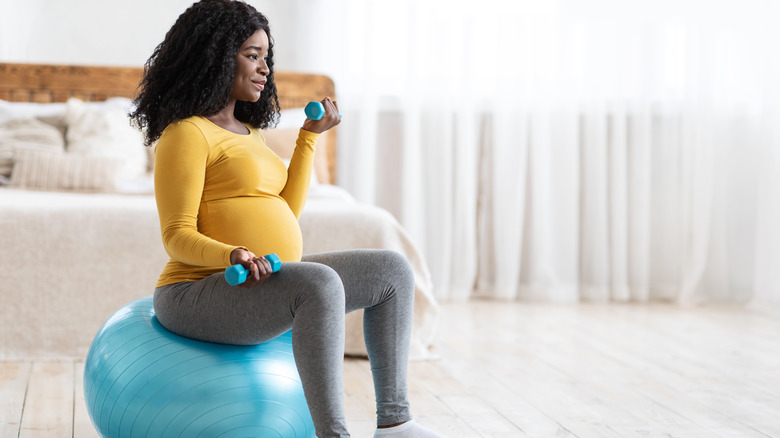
[231,29,270,102]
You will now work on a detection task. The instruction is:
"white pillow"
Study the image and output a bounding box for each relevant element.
[0,118,65,180]
[11,149,123,192]
[0,100,67,135]
[64,97,148,180]
[277,107,308,129]
[0,100,67,125]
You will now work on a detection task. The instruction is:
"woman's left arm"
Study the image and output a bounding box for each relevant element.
[280,98,341,218]
[280,129,318,218]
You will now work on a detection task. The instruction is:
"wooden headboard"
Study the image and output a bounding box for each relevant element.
[0,62,338,184]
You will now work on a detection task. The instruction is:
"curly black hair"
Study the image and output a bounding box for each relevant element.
[130,0,280,146]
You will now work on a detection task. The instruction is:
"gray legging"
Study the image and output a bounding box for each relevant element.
[153,249,415,438]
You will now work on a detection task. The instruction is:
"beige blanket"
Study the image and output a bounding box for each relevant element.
[0,186,438,360]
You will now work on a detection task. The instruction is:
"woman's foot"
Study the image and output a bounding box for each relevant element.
[374,420,446,437]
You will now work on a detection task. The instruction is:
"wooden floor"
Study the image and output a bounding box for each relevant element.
[2,300,780,437]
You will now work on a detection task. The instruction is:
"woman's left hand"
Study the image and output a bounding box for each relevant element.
[230,248,274,288]
[302,97,341,134]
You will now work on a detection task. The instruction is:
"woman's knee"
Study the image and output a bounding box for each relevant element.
[361,250,416,307]
[375,250,415,293]
[288,263,346,312]
[384,250,414,277]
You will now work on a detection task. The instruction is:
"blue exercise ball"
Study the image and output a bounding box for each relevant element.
[83,296,315,438]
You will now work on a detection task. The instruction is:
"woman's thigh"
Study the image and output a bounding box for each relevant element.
[302,249,414,312]
[153,260,344,345]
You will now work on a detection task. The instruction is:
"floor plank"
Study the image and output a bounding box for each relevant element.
[0,361,31,438]
[557,305,779,437]
[72,362,98,438]
[18,362,73,438]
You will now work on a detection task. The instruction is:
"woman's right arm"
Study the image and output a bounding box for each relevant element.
[154,121,238,267]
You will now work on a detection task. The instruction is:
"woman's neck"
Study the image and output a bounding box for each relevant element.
[205,100,249,135]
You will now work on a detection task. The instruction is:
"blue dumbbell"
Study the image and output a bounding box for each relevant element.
[305,101,342,120]
[225,253,282,286]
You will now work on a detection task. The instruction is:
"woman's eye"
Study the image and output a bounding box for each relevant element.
[249,54,259,61]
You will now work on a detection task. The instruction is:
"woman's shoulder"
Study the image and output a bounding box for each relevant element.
[163,116,210,134]
[159,116,219,143]
[156,117,214,154]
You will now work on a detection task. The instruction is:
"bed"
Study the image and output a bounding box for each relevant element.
[0,62,438,360]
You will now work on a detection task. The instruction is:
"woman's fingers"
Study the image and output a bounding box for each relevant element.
[324,98,341,123]
[302,97,341,133]
[241,256,273,288]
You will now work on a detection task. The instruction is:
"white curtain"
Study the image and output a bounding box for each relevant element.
[285,0,780,304]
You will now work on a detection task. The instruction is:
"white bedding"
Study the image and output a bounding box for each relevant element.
[0,185,438,360]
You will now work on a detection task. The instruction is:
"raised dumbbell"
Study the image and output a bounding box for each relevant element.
[305,101,342,120]
[225,253,282,286]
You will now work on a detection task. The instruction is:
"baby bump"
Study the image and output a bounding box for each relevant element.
[199,196,303,261]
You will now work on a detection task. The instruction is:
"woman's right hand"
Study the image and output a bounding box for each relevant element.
[230,248,274,288]
[301,97,341,134]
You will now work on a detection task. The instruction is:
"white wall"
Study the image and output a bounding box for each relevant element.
[0,0,306,72]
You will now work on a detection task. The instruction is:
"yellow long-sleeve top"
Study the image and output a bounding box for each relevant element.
[153,116,319,287]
